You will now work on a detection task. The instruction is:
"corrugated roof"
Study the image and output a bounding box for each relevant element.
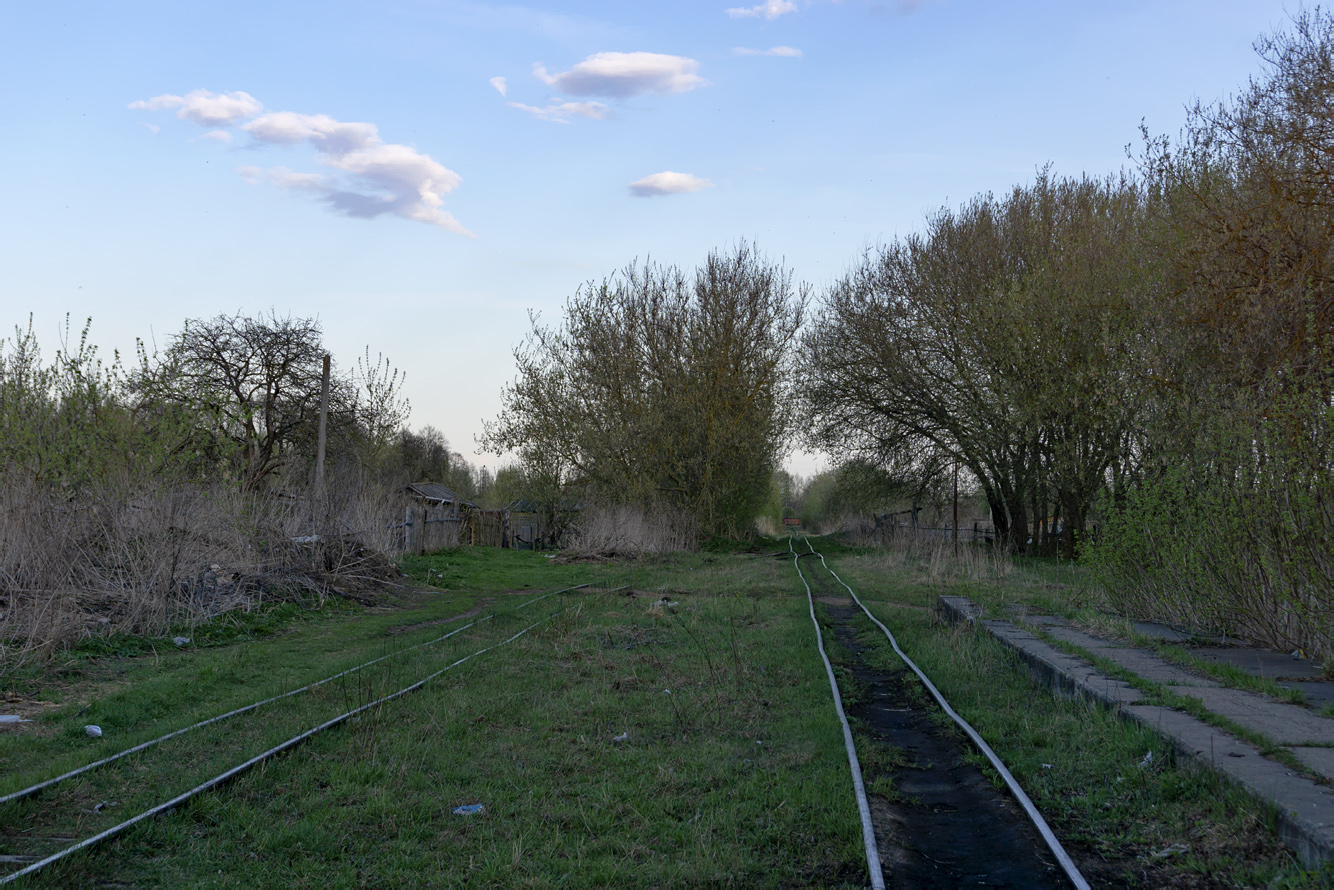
[406,482,459,503]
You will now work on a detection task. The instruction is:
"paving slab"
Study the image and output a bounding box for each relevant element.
[1015,614,1069,627]
[1094,646,1219,687]
[1040,625,1127,651]
[1132,621,1193,642]
[1280,681,1334,710]
[1121,706,1334,868]
[1292,748,1334,783]
[1165,686,1334,745]
[980,619,1145,708]
[1192,647,1328,681]
[937,595,1334,868]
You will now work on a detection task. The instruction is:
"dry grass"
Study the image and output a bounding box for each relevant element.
[563,502,697,557]
[846,525,1014,586]
[0,469,406,663]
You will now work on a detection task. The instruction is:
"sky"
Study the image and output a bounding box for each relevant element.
[0,0,1301,478]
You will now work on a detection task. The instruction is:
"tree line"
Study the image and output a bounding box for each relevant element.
[489,13,1330,653]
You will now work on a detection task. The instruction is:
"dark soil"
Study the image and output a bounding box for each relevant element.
[821,597,1067,888]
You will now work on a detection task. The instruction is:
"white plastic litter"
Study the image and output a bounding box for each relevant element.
[613,732,628,743]
[0,716,28,724]
[85,725,102,738]
[172,637,191,647]
[1140,750,1154,768]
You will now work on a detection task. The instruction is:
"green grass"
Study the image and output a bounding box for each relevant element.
[8,558,868,886]
[823,549,1326,887]
[0,543,1326,886]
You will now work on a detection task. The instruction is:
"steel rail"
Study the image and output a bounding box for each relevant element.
[0,602,577,885]
[802,537,1091,890]
[0,583,591,808]
[789,538,886,890]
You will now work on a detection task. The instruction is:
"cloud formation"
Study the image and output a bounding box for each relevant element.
[628,171,714,197]
[489,76,508,97]
[725,0,797,20]
[128,89,262,126]
[131,91,469,234]
[733,45,802,57]
[508,100,609,123]
[241,112,469,234]
[533,52,705,98]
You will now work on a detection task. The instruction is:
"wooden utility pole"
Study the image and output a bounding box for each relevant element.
[314,354,331,494]
[953,457,959,558]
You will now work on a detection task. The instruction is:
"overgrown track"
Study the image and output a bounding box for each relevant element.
[0,585,610,884]
[791,536,1089,889]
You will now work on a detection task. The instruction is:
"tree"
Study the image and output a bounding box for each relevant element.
[1088,11,1334,658]
[483,242,807,538]
[141,312,331,489]
[801,173,1152,554]
[132,311,408,491]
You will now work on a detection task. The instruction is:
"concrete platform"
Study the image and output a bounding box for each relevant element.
[1192,647,1328,681]
[937,596,1334,868]
[1293,747,1334,782]
[1280,681,1334,710]
[1165,686,1334,745]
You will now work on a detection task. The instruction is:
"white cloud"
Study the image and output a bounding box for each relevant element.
[134,89,470,233]
[489,76,508,97]
[243,112,380,153]
[733,45,803,58]
[627,171,714,197]
[508,99,609,123]
[141,122,160,134]
[240,112,469,234]
[128,89,262,126]
[725,0,797,20]
[533,52,705,98]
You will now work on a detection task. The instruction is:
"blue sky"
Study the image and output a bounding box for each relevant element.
[0,0,1298,476]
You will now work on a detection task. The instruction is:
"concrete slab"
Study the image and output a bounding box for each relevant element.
[1192,647,1327,681]
[1122,705,1334,867]
[1279,681,1334,710]
[1132,621,1193,643]
[1291,747,1334,782]
[1016,614,1068,627]
[979,620,1144,709]
[1094,647,1219,688]
[1041,625,1126,650]
[1165,686,1334,745]
[939,596,983,622]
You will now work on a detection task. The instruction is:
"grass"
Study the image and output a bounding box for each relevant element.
[7,554,867,886]
[0,542,1327,886]
[823,547,1328,887]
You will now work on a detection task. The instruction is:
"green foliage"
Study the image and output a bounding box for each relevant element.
[0,317,204,489]
[1088,389,1334,660]
[484,241,808,539]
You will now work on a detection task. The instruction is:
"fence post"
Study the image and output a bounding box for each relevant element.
[404,505,414,554]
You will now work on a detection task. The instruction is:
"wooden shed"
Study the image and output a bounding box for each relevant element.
[399,482,469,553]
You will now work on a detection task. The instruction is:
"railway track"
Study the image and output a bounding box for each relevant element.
[0,585,610,884]
[2,550,1091,887]
[791,535,1090,889]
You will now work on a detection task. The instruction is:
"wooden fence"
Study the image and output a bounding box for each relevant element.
[392,505,461,555]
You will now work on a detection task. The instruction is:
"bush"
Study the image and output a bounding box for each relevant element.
[1089,393,1333,661]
